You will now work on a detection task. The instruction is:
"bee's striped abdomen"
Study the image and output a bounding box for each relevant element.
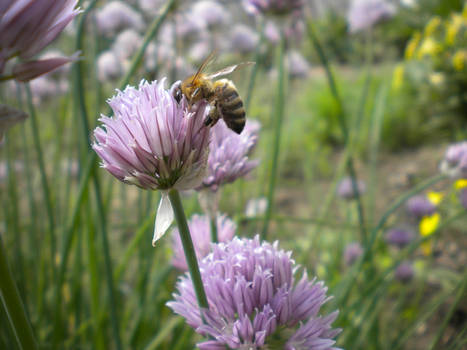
[215,79,246,134]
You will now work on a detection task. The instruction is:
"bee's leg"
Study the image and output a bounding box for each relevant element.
[204,101,220,127]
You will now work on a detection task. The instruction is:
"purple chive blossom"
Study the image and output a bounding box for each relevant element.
[199,120,260,192]
[460,188,467,210]
[385,228,414,249]
[348,0,396,33]
[230,25,259,54]
[97,51,122,82]
[168,236,341,349]
[92,79,210,245]
[287,50,311,79]
[440,141,467,178]
[337,177,366,200]
[242,0,303,17]
[344,242,363,266]
[0,0,81,81]
[95,1,144,37]
[171,214,236,271]
[395,261,414,283]
[406,195,436,219]
[192,1,228,29]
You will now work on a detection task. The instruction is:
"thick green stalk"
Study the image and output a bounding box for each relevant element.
[0,237,38,350]
[306,19,367,243]
[25,85,57,281]
[261,33,286,240]
[209,215,218,243]
[168,189,209,310]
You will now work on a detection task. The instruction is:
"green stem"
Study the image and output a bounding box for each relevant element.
[209,215,218,243]
[168,189,209,310]
[306,19,367,243]
[428,269,467,350]
[0,237,38,350]
[25,85,57,282]
[261,33,286,240]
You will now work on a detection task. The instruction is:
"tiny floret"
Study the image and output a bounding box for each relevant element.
[168,236,341,349]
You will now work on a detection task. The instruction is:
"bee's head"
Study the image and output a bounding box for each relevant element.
[180,76,205,102]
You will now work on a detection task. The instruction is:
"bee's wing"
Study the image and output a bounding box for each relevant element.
[191,51,218,83]
[205,62,255,80]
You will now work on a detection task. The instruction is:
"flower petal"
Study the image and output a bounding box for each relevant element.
[152,192,174,246]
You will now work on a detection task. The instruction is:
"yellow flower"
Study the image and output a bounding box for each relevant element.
[405,32,421,60]
[425,16,442,37]
[417,38,441,58]
[454,178,467,190]
[429,72,445,86]
[427,191,443,205]
[446,14,465,45]
[452,50,467,71]
[392,64,405,90]
[420,213,441,237]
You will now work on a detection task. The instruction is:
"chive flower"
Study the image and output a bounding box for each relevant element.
[171,214,236,271]
[168,236,341,349]
[337,177,366,200]
[440,141,467,178]
[199,120,260,192]
[385,228,414,249]
[347,0,396,33]
[395,261,414,283]
[93,79,210,245]
[0,0,81,81]
[406,195,436,219]
[243,0,303,17]
[343,242,363,266]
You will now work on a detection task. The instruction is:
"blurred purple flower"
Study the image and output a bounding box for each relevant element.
[395,261,414,283]
[192,1,228,29]
[168,236,341,349]
[460,188,467,210]
[230,25,259,54]
[97,51,123,82]
[348,0,396,33]
[243,0,303,17]
[199,120,260,192]
[344,242,363,266]
[112,29,143,63]
[337,177,366,200]
[171,214,236,271]
[0,0,81,81]
[385,228,414,249]
[93,79,210,245]
[95,1,144,37]
[440,141,467,178]
[245,197,268,217]
[264,20,280,44]
[287,50,311,79]
[406,195,436,219]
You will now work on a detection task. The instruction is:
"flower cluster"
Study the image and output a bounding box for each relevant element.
[440,141,467,178]
[168,236,341,349]
[243,0,303,17]
[200,119,260,192]
[344,242,363,266]
[0,0,81,82]
[93,79,211,244]
[337,177,366,200]
[171,214,236,271]
[347,0,396,33]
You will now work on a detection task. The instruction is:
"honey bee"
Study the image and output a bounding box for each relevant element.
[173,53,254,134]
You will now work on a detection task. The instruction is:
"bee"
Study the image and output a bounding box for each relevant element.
[172,53,254,134]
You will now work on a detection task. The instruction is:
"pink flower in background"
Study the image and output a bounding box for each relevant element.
[337,177,366,200]
[97,51,123,82]
[440,141,467,178]
[192,1,228,29]
[344,242,363,265]
[200,120,260,192]
[348,0,396,33]
[0,0,81,81]
[171,214,236,271]
[243,0,303,17]
[93,79,210,245]
[95,1,144,37]
[287,50,311,79]
[395,261,414,283]
[230,25,259,54]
